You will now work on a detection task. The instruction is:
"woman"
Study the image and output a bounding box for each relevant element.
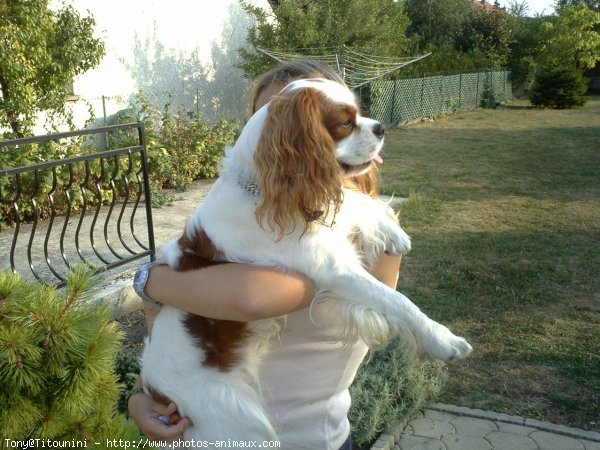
[128,60,402,450]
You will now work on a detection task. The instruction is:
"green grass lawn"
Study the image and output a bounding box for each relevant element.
[380,96,600,431]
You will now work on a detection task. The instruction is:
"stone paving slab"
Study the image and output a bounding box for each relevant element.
[370,403,600,450]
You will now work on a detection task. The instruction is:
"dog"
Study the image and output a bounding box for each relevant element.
[140,78,472,444]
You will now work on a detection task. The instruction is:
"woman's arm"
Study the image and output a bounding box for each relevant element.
[144,263,316,321]
[131,263,315,437]
[131,255,401,438]
[144,253,400,323]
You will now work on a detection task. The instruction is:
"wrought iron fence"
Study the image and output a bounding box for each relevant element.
[364,69,512,127]
[0,123,155,287]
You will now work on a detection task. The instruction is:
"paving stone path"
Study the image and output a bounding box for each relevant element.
[371,403,600,450]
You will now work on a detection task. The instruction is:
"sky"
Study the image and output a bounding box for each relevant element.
[496,0,556,15]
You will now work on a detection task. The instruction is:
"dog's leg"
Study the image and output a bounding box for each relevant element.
[300,233,472,360]
[329,272,471,360]
[337,195,466,356]
[340,191,411,258]
[377,215,412,256]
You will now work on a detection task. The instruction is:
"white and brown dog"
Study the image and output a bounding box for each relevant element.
[141,78,472,443]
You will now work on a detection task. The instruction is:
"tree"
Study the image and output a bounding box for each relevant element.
[403,0,473,48]
[238,0,411,78]
[537,5,600,70]
[455,7,517,68]
[0,0,104,137]
[402,0,516,74]
[507,0,531,17]
[508,16,546,96]
[555,0,600,13]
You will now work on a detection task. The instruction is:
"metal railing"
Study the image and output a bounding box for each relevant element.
[0,123,155,287]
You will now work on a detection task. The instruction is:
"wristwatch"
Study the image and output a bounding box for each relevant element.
[133,261,163,306]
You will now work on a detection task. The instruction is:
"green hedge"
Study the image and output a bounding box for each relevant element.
[111,94,239,195]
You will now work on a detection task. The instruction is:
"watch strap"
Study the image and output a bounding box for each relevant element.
[133,261,163,305]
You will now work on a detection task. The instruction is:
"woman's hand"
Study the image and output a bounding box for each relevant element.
[128,392,192,441]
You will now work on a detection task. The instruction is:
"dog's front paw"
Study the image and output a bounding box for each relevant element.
[156,239,183,268]
[385,226,411,256]
[417,320,473,361]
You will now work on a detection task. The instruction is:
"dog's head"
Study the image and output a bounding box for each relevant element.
[253,78,385,237]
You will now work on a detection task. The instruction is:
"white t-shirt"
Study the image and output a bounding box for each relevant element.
[260,299,368,450]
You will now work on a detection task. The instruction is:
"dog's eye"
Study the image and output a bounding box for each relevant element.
[340,120,354,129]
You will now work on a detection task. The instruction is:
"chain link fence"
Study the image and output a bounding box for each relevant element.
[364,69,512,128]
[65,70,511,138]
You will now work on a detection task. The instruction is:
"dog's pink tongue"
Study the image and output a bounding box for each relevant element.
[372,154,384,164]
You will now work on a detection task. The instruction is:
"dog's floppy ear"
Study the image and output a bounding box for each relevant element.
[254,87,342,238]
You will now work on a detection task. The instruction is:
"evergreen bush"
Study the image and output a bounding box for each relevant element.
[349,339,447,448]
[114,349,142,414]
[480,72,498,109]
[0,266,141,444]
[529,67,589,108]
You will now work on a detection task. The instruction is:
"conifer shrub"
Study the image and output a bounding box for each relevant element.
[0,266,141,443]
[529,67,589,108]
[115,349,142,414]
[349,339,448,448]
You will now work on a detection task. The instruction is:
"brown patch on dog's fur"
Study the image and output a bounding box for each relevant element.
[176,228,225,270]
[148,385,174,406]
[184,316,252,372]
[175,228,252,373]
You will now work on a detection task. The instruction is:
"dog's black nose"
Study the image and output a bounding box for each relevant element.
[372,122,385,138]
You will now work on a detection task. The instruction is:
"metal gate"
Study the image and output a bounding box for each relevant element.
[0,123,155,287]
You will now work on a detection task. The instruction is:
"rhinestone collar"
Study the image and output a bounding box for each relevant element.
[237,177,324,223]
[238,178,262,197]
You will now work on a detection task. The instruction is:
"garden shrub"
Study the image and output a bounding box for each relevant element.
[529,67,589,108]
[0,266,141,443]
[112,94,239,192]
[158,110,238,190]
[349,339,447,448]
